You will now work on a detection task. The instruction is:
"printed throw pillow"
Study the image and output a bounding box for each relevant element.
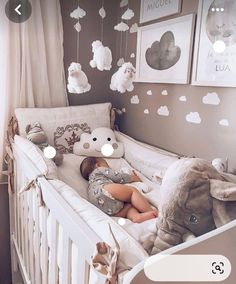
[73,127,124,158]
[54,123,91,153]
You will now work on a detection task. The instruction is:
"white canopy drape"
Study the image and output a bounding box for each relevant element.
[0,0,68,181]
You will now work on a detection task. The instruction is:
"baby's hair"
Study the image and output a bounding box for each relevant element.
[80,157,98,180]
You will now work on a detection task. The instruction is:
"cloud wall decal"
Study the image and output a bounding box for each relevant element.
[219,119,229,126]
[145,31,181,70]
[186,112,201,124]
[157,106,169,116]
[202,92,220,105]
[179,96,187,102]
[131,95,140,104]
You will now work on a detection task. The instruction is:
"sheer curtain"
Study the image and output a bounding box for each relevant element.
[0,0,68,180]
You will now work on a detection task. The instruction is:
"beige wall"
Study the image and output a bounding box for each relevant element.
[112,0,236,172]
[61,0,236,171]
[0,184,11,284]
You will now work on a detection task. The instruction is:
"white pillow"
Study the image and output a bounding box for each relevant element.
[15,103,112,153]
[14,135,58,180]
[115,131,180,182]
[73,127,124,158]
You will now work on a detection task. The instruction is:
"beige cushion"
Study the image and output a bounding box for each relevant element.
[15,103,112,153]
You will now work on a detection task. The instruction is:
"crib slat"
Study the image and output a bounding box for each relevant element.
[77,257,90,284]
[34,190,42,284]
[49,215,58,284]
[41,207,49,284]
[61,233,71,284]
[28,190,35,281]
[23,192,30,276]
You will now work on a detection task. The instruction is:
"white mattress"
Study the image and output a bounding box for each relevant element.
[57,153,160,249]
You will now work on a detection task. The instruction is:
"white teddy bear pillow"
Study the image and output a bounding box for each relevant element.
[73,127,124,158]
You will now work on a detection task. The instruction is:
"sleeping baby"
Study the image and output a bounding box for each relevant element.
[80,157,158,223]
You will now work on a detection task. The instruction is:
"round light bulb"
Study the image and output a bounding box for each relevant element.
[43,146,56,159]
[118,218,126,226]
[213,40,226,53]
[101,144,114,157]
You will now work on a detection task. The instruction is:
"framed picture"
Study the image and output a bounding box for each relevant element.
[192,0,236,87]
[140,0,182,24]
[135,14,195,84]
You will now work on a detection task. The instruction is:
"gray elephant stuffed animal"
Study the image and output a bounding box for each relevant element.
[151,158,236,254]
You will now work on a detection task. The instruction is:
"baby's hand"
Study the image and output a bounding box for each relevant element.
[131,170,142,182]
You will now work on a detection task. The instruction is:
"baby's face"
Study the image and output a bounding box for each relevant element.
[96,158,109,168]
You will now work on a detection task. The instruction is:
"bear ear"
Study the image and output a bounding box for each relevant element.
[25,124,31,134]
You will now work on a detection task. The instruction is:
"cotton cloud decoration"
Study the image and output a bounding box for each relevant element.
[110,62,136,93]
[144,109,149,114]
[130,23,138,33]
[202,92,220,105]
[157,106,169,116]
[130,53,135,58]
[67,62,91,94]
[121,8,134,20]
[186,112,201,124]
[73,127,124,158]
[70,6,86,19]
[120,0,129,7]
[219,119,229,126]
[147,90,152,95]
[90,40,112,71]
[131,95,139,104]
[114,22,129,32]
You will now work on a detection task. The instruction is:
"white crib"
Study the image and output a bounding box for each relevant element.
[9,142,106,284]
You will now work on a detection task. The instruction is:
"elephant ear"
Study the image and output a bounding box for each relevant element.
[151,218,187,255]
[210,179,236,201]
[210,179,236,228]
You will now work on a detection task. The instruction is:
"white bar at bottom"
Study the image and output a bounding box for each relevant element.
[144,255,231,282]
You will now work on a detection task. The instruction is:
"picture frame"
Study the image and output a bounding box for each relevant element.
[192,0,236,87]
[135,14,195,84]
[140,0,182,24]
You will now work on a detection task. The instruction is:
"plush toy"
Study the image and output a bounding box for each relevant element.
[67,62,91,94]
[150,158,236,254]
[26,123,63,166]
[90,40,112,71]
[73,127,124,158]
[110,62,135,93]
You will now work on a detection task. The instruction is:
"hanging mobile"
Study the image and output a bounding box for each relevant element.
[67,2,91,94]
[90,0,112,71]
[110,0,136,93]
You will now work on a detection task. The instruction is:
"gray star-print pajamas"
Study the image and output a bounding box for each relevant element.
[88,167,132,216]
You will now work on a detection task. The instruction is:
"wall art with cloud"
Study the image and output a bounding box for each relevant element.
[135,14,195,84]
[192,0,236,87]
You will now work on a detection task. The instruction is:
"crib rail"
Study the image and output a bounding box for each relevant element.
[9,143,104,284]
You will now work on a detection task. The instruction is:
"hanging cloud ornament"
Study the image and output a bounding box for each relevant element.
[117,57,125,67]
[110,62,136,93]
[74,21,81,33]
[114,22,129,32]
[121,8,134,20]
[90,40,112,71]
[120,0,129,7]
[99,7,106,19]
[70,6,86,19]
[67,62,91,94]
[130,23,138,33]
